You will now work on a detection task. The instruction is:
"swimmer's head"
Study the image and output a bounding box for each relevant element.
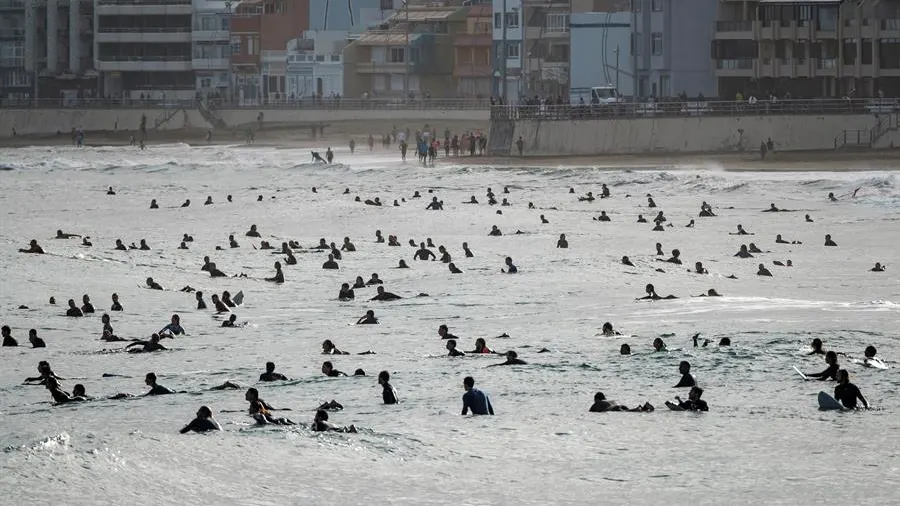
[865,345,876,358]
[354,369,365,376]
[438,325,448,336]
[719,337,731,346]
[679,361,691,374]
[811,338,823,350]
[447,339,457,349]
[653,338,665,351]
[645,284,655,294]
[837,369,849,384]
[266,362,275,373]
[506,350,518,359]
[378,370,390,384]
[463,376,475,390]
[315,409,328,422]
[689,386,704,400]
[197,405,213,419]
[73,384,86,397]
[594,392,606,401]
[602,322,613,333]
[145,372,157,385]
[245,388,258,401]
[825,351,838,364]
[620,344,631,355]
[322,361,334,374]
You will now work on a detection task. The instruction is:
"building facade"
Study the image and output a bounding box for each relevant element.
[633,0,717,99]
[94,0,194,100]
[191,0,231,98]
[1,0,95,103]
[343,5,467,99]
[714,0,900,99]
[569,11,634,99]
[521,0,571,97]
[286,31,346,98]
[491,0,523,102]
[453,4,492,98]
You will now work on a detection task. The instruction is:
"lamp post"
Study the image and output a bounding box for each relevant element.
[403,0,409,98]
[225,1,233,103]
[501,0,507,103]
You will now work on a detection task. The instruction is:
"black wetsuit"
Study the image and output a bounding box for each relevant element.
[677,399,709,411]
[808,363,839,381]
[259,372,288,382]
[674,374,696,388]
[180,417,221,433]
[382,382,398,404]
[834,382,864,409]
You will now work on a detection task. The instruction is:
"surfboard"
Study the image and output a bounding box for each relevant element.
[793,366,808,380]
[851,357,888,370]
[818,391,844,411]
[232,290,244,306]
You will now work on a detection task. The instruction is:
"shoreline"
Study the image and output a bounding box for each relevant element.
[2,130,899,171]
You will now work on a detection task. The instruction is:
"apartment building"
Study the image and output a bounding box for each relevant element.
[633,0,717,99]
[521,0,571,97]
[342,4,468,98]
[453,4,492,97]
[491,0,523,102]
[94,0,194,100]
[192,0,232,97]
[0,0,95,103]
[713,0,900,99]
[229,0,308,103]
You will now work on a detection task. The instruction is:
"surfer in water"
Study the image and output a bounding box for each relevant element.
[637,284,677,300]
[125,334,167,353]
[804,351,839,381]
[461,376,494,416]
[180,406,222,433]
[312,410,357,433]
[834,369,869,409]
[259,362,290,381]
[665,386,709,411]
[589,392,653,412]
[674,361,696,387]
[19,240,45,254]
[311,151,327,164]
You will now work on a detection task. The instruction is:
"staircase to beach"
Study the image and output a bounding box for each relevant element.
[197,100,229,130]
[834,112,900,150]
[487,116,515,156]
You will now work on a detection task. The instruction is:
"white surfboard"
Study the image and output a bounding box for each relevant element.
[817,391,844,411]
[851,357,888,370]
[793,366,808,380]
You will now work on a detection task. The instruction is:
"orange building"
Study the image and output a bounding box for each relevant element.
[453,4,493,98]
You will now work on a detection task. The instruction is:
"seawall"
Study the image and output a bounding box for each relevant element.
[0,108,491,138]
[503,114,886,156]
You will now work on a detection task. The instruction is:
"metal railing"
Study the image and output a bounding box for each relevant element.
[491,98,900,121]
[0,97,496,110]
[98,27,192,33]
[98,0,190,5]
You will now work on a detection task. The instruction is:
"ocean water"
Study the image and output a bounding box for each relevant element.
[1,144,899,505]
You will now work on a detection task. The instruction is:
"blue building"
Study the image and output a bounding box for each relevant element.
[569,11,634,101]
[309,0,397,32]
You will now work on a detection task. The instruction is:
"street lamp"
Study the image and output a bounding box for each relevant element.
[225,1,233,103]
[614,45,620,91]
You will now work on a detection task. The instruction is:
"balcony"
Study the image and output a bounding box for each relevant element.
[192,30,229,42]
[714,21,752,40]
[96,0,192,16]
[0,0,24,9]
[716,58,755,77]
[192,57,229,70]
[96,55,192,72]
[525,26,569,41]
[356,61,409,74]
[95,28,191,43]
[0,56,24,68]
[883,18,900,35]
[0,28,25,39]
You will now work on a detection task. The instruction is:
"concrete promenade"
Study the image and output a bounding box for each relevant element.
[0,104,492,138]
[489,99,900,156]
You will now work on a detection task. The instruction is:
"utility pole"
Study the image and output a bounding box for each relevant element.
[614,45,620,91]
[403,0,410,98]
[225,1,233,103]
[501,0,507,103]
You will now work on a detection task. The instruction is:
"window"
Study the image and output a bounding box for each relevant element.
[506,42,520,58]
[248,36,255,56]
[330,54,340,62]
[200,77,212,88]
[494,13,501,29]
[546,13,569,33]
[798,6,812,27]
[793,41,807,63]
[652,0,662,12]
[230,35,241,56]
[474,21,491,34]
[316,54,325,62]
[862,39,872,65]
[505,12,519,28]
[659,75,670,97]
[634,32,641,55]
[843,39,857,65]
[651,32,662,55]
[390,47,405,63]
